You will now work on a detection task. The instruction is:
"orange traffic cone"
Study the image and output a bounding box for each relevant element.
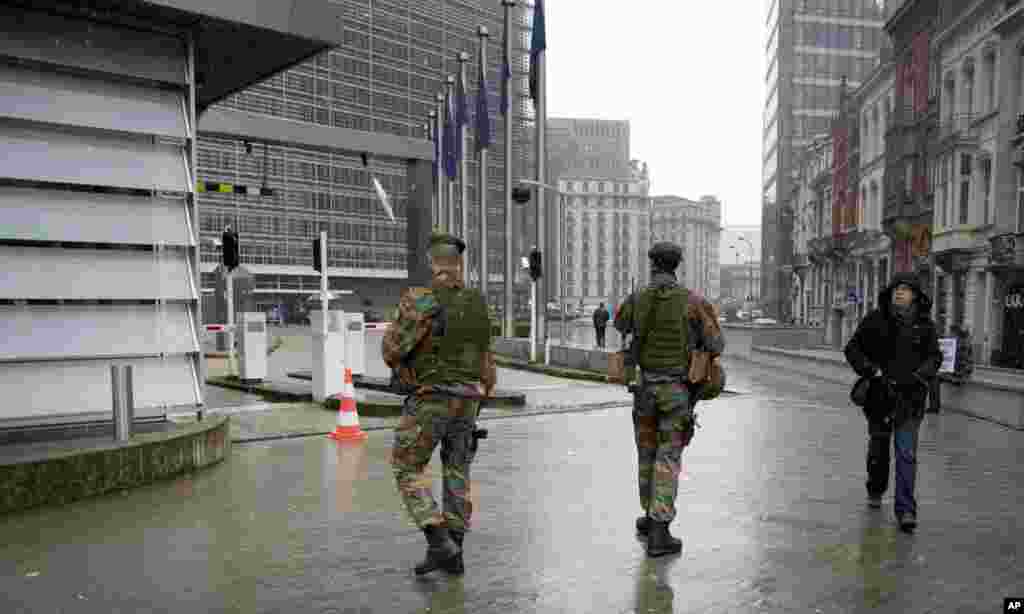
[328,368,368,442]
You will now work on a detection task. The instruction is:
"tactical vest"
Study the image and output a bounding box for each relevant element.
[635,287,689,372]
[411,286,491,386]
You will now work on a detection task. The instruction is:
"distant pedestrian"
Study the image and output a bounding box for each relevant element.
[844,273,942,533]
[614,242,725,557]
[382,231,496,576]
[593,302,609,348]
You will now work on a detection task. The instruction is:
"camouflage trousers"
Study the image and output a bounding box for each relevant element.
[633,379,697,522]
[391,396,479,531]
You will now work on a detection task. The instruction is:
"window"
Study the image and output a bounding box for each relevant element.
[960,153,972,225]
[984,49,997,113]
[1018,168,1024,233]
[938,155,948,228]
[962,62,975,117]
[981,157,992,225]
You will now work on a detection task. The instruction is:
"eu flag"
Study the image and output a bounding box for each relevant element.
[529,0,546,105]
[476,59,491,152]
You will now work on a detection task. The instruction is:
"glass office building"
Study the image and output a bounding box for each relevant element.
[197,0,536,321]
[761,0,886,318]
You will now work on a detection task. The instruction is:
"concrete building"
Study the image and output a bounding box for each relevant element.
[556,162,651,311]
[650,196,723,300]
[720,263,762,303]
[932,0,1024,368]
[196,0,535,323]
[0,0,340,429]
[762,0,887,320]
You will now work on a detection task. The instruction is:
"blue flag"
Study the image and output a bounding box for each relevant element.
[476,59,491,152]
[444,91,457,180]
[529,0,546,105]
[501,14,512,116]
[455,68,468,164]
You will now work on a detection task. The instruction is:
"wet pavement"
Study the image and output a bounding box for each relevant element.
[2,360,1022,613]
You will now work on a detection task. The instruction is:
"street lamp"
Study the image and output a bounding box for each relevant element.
[737,235,755,303]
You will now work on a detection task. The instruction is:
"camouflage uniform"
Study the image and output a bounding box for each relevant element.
[382,231,496,575]
[614,242,724,555]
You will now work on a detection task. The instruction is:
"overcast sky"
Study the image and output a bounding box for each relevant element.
[544,2,766,227]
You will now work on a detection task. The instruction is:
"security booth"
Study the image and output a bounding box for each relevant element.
[0,0,340,431]
[238,312,268,383]
[343,312,366,377]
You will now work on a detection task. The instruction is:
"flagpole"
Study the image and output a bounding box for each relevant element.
[445,76,455,233]
[533,1,547,360]
[478,25,490,298]
[435,93,446,232]
[457,51,470,288]
[428,111,437,225]
[502,0,517,338]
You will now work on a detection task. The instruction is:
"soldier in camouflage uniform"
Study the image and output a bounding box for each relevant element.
[614,242,725,557]
[382,231,497,576]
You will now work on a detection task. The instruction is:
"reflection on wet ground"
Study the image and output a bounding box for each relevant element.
[1,361,1021,613]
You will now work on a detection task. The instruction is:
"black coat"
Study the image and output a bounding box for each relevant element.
[844,273,943,422]
[593,307,609,328]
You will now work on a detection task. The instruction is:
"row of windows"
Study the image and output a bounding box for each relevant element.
[794,52,877,82]
[796,0,886,19]
[200,242,406,270]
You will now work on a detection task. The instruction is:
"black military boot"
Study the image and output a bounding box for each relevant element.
[414,525,460,576]
[635,515,650,536]
[442,530,465,575]
[646,521,682,557]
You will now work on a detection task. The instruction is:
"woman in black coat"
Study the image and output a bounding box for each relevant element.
[844,272,943,532]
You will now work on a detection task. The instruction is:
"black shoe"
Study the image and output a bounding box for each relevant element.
[414,525,460,576]
[867,494,882,509]
[646,521,682,557]
[897,512,917,533]
[636,515,649,536]
[442,530,465,575]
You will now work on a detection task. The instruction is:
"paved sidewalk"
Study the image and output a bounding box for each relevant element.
[1,360,1020,613]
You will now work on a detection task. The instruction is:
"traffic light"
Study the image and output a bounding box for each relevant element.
[312,237,322,273]
[512,186,531,204]
[221,229,239,271]
[528,248,542,281]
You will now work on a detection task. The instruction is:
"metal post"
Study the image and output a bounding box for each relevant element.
[561,193,567,345]
[435,93,445,231]
[530,279,537,362]
[478,26,490,298]
[458,52,470,249]
[502,0,517,339]
[111,365,134,442]
[534,46,547,360]
[320,231,328,340]
[429,110,438,225]
[445,76,455,233]
[225,267,235,376]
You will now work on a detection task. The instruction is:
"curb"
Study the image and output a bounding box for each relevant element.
[206,377,402,415]
[231,401,633,444]
[494,356,743,396]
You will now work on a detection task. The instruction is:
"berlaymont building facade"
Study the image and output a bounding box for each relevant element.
[0,0,361,429]
[197,0,536,324]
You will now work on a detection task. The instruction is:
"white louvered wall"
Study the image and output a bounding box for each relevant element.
[0,8,203,428]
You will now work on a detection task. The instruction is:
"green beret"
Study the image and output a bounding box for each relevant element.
[429,231,466,257]
[648,241,683,264]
